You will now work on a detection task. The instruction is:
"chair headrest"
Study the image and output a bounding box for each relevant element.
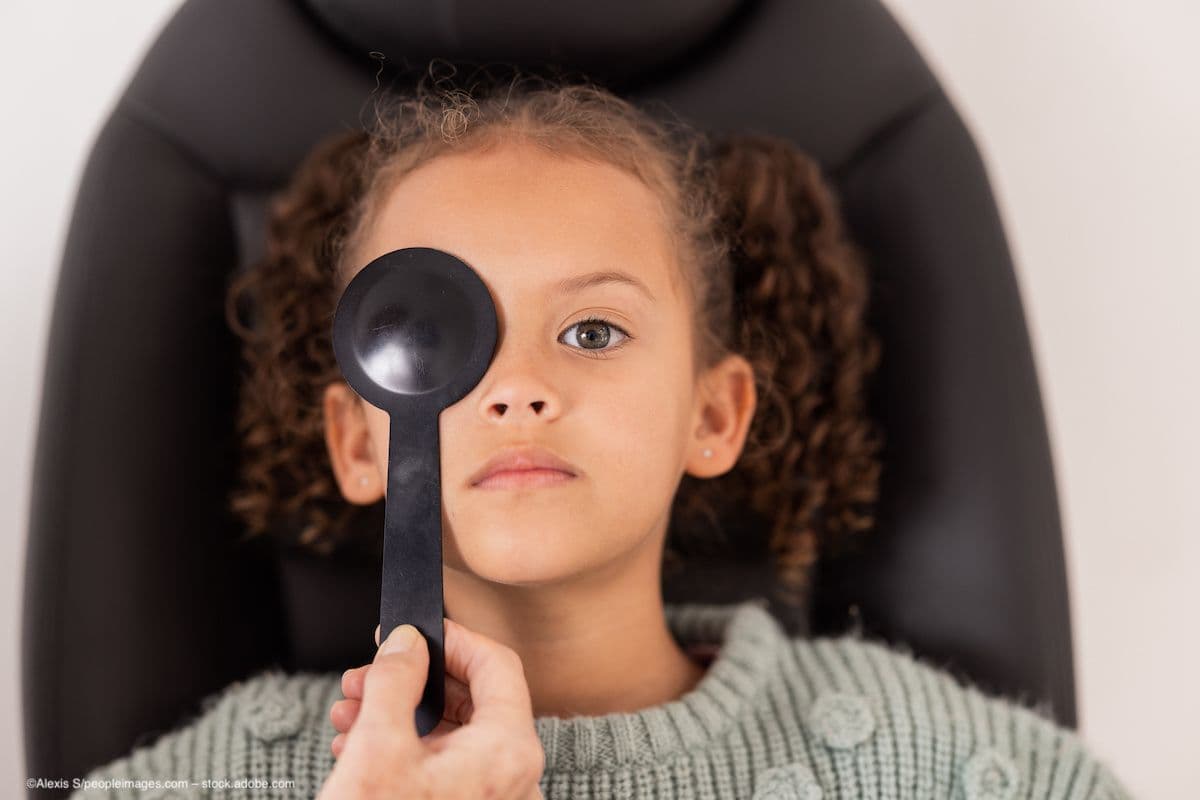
[303,0,748,83]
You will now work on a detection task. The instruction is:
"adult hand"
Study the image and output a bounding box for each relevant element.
[333,624,472,751]
[318,618,545,799]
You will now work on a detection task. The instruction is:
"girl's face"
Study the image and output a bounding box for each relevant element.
[323,139,755,586]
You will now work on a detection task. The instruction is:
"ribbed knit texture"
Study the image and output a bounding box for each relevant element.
[70,600,1134,799]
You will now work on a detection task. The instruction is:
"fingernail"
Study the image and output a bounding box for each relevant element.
[381,624,420,655]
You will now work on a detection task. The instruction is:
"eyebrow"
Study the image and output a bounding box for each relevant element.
[550,270,655,301]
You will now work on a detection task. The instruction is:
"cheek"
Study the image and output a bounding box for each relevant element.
[590,370,692,492]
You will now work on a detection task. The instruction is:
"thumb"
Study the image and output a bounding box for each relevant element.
[353,624,429,746]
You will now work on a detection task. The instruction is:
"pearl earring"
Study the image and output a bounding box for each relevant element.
[702,448,713,458]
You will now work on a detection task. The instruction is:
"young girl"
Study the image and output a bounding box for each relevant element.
[71,69,1132,799]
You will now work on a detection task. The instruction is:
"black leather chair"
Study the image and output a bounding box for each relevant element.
[22,0,1077,795]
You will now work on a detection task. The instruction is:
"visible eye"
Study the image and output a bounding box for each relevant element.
[558,315,632,358]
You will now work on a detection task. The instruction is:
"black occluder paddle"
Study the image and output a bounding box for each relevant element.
[332,246,498,736]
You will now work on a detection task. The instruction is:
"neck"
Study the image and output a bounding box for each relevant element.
[441,528,708,718]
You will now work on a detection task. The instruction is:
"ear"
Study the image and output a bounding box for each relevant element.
[323,382,384,504]
[685,353,757,479]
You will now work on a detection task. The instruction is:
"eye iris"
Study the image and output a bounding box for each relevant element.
[577,320,610,349]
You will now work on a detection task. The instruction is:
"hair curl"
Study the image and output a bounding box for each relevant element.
[224,65,884,609]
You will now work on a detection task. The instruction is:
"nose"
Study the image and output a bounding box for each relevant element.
[485,398,549,419]
[476,358,562,424]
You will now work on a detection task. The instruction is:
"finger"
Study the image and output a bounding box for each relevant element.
[331,699,466,744]
[331,732,345,759]
[352,624,429,752]
[439,616,534,731]
[337,668,471,743]
[345,620,492,726]
[341,665,369,700]
[329,697,361,733]
[440,670,475,725]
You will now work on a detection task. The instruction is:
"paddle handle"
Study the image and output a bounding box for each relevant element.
[380,411,445,737]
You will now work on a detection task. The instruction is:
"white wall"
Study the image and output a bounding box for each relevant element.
[880,3,1199,797]
[2,1,1194,797]
[0,1,190,794]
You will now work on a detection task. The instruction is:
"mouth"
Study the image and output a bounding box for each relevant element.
[471,468,577,490]
[468,445,580,489]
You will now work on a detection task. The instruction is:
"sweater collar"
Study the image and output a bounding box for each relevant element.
[533,598,785,772]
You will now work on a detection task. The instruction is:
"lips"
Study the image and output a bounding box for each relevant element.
[469,445,579,488]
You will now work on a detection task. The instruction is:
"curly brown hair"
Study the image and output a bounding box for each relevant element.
[224,66,884,609]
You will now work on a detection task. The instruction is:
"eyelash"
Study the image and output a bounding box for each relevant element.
[559,315,633,359]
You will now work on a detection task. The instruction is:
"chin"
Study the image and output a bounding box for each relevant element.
[456,551,583,587]
[445,520,582,581]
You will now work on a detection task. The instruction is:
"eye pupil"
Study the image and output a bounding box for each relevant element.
[578,320,610,349]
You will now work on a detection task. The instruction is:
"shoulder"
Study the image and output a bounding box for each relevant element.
[773,634,1134,799]
[69,670,342,799]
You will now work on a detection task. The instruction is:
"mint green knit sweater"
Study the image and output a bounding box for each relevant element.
[69,600,1132,799]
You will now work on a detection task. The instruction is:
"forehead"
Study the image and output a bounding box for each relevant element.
[354,141,680,303]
